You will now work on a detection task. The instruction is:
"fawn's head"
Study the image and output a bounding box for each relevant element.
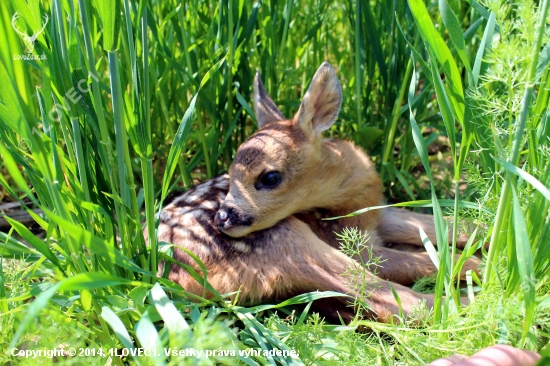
[215,62,343,237]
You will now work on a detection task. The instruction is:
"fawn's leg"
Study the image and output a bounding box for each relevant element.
[242,217,436,323]
[372,209,480,285]
[295,210,479,286]
[377,207,471,248]
[367,244,479,285]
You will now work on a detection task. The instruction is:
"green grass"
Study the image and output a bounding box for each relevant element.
[0,0,550,364]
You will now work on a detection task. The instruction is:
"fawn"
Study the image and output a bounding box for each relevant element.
[157,62,478,323]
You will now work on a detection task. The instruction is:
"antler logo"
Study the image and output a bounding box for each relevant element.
[11,11,49,54]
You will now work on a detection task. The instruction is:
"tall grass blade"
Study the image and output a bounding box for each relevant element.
[511,186,535,344]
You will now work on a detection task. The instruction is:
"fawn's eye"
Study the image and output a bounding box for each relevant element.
[257,171,282,189]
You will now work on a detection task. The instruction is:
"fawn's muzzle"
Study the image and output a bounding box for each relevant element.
[215,204,254,237]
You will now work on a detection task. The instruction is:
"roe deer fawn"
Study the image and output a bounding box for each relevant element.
[157,62,478,323]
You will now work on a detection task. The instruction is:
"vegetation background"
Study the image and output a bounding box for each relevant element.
[0,0,549,364]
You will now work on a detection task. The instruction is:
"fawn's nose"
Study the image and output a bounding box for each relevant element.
[217,209,229,223]
[215,203,254,236]
[215,205,235,228]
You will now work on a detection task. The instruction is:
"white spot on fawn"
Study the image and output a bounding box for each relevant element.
[233,241,249,253]
[173,227,191,241]
[171,195,188,206]
[199,200,217,210]
[194,185,210,195]
[185,194,202,203]
[159,210,172,221]
[199,244,212,255]
[179,213,196,227]
[214,181,229,189]
[176,207,191,215]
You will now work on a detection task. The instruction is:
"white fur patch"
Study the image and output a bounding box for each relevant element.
[213,175,229,188]
[173,227,191,240]
[176,207,191,215]
[199,244,212,255]
[199,200,217,210]
[171,195,188,206]
[194,184,211,195]
[185,193,202,203]
[214,181,229,189]
[178,212,196,227]
[233,241,249,253]
[159,210,172,221]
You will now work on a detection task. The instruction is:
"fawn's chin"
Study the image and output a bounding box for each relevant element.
[219,225,252,238]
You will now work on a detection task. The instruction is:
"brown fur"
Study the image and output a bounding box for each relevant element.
[156,62,478,323]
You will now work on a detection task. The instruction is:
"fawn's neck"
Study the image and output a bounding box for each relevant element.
[312,139,384,217]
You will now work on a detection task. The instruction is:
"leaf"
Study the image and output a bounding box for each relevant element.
[466,270,475,303]
[236,311,303,365]
[0,231,39,257]
[59,272,140,291]
[0,144,36,202]
[535,41,550,82]
[511,186,535,344]
[538,295,550,309]
[80,289,92,311]
[429,51,457,158]
[419,227,440,269]
[389,283,403,320]
[236,87,256,122]
[465,0,501,32]
[135,310,166,366]
[408,0,465,122]
[148,283,190,336]
[101,307,143,366]
[493,156,550,201]
[2,216,61,269]
[245,291,349,313]
[451,228,479,280]
[98,0,117,51]
[438,0,472,75]
[107,295,129,309]
[323,199,492,220]
[129,286,149,308]
[353,126,384,149]
[472,11,496,86]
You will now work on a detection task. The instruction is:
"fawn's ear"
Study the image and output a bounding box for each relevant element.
[294,62,342,135]
[253,71,285,128]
